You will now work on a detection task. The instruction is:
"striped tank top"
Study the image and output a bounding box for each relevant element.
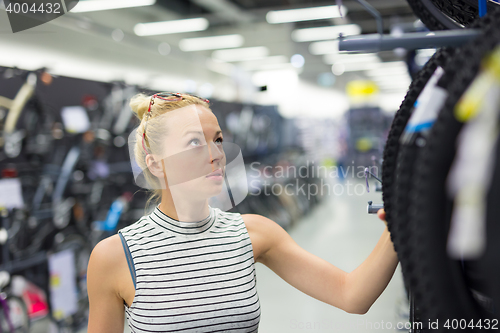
[117,205,261,333]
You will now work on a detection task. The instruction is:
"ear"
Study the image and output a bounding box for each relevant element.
[145,154,165,179]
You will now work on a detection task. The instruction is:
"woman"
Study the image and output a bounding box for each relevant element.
[86,92,398,333]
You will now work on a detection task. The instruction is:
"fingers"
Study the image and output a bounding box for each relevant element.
[377,208,386,222]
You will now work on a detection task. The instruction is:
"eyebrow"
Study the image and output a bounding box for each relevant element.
[184,130,222,138]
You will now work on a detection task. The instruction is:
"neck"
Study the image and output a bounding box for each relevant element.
[158,188,210,222]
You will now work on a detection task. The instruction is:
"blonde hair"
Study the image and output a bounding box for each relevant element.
[129,93,211,209]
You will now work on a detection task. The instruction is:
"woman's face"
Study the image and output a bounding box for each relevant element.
[157,104,226,201]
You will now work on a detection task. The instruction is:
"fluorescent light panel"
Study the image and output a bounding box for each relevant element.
[323,53,380,65]
[206,59,235,76]
[367,69,408,77]
[292,24,361,42]
[372,77,411,85]
[366,67,408,76]
[337,63,379,72]
[266,5,346,24]
[179,34,244,52]
[134,18,208,36]
[370,74,411,82]
[365,62,408,74]
[71,0,156,12]
[212,47,269,62]
[309,40,339,55]
[239,56,288,70]
[247,63,294,71]
[374,78,411,85]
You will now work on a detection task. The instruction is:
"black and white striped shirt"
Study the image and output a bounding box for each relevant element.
[117,205,261,333]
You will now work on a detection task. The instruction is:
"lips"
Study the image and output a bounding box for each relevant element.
[206,168,223,177]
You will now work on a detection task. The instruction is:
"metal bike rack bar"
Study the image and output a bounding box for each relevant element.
[338,29,481,52]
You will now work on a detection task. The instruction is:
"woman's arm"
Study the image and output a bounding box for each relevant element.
[344,209,399,313]
[242,209,398,315]
[87,235,126,333]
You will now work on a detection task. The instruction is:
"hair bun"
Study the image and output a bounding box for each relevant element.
[129,93,151,120]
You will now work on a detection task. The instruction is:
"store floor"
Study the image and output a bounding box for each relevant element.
[31,178,407,333]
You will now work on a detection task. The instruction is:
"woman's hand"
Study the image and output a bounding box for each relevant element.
[377,208,387,228]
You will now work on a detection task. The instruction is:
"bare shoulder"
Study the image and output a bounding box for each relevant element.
[87,234,128,332]
[88,234,129,299]
[90,235,123,268]
[241,214,290,263]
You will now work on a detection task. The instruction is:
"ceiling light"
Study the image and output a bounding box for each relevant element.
[309,40,339,55]
[134,18,209,36]
[248,63,295,71]
[367,69,409,77]
[212,47,269,62]
[292,24,361,42]
[365,61,408,73]
[111,29,124,42]
[374,77,412,85]
[323,53,380,65]
[331,63,345,76]
[366,67,408,75]
[334,63,379,73]
[290,54,305,68]
[317,72,336,87]
[372,76,411,85]
[179,34,244,52]
[239,56,288,70]
[266,5,347,24]
[371,72,410,79]
[376,61,408,69]
[71,0,156,13]
[158,43,171,56]
[206,59,235,76]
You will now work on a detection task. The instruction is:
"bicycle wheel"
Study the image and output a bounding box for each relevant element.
[382,51,444,236]
[430,0,500,27]
[406,0,500,30]
[485,135,500,318]
[0,295,30,333]
[391,47,454,296]
[409,8,500,329]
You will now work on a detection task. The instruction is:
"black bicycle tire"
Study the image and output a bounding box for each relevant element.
[409,8,500,330]
[381,51,443,236]
[406,0,462,30]
[485,134,500,318]
[391,47,454,295]
[406,0,500,31]
[431,0,500,27]
[394,6,498,300]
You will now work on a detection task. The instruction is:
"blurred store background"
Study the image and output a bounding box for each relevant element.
[0,0,435,332]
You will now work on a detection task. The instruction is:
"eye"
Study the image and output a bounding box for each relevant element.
[188,138,201,146]
[216,137,223,145]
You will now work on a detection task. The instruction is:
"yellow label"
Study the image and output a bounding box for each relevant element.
[50,274,60,287]
[53,309,64,321]
[346,80,379,97]
[455,45,500,122]
[355,138,372,152]
[483,46,500,79]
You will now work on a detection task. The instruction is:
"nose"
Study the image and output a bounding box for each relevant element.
[207,141,224,165]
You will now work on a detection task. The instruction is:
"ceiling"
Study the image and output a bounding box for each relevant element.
[0,0,422,116]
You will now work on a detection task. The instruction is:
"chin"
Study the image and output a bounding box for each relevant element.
[203,181,224,197]
[181,179,223,200]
